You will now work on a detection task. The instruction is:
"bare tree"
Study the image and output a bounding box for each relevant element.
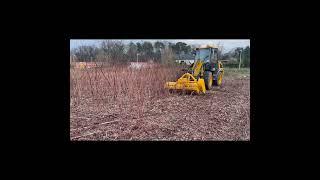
[216,42,224,60]
[73,45,99,62]
[161,46,175,65]
[100,40,126,64]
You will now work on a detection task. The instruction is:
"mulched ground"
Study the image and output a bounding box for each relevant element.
[70,76,250,141]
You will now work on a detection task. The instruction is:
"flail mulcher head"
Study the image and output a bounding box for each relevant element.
[165,73,206,94]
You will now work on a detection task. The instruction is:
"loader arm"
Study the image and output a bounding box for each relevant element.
[192,60,204,78]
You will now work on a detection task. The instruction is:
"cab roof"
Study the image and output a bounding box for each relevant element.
[195,44,218,49]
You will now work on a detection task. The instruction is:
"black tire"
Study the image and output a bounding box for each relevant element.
[214,71,223,86]
[204,71,213,90]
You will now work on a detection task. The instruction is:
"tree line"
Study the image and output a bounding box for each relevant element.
[222,46,250,67]
[70,40,194,64]
[70,40,250,67]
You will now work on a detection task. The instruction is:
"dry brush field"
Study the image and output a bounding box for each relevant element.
[70,65,250,141]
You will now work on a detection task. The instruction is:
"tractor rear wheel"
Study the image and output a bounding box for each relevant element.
[204,71,213,90]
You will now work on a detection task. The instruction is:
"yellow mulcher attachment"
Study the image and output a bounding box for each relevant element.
[165,73,206,94]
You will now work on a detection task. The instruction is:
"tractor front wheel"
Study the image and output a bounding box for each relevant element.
[204,71,213,90]
[214,71,223,86]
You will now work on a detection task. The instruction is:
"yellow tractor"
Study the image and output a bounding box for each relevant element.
[165,44,224,94]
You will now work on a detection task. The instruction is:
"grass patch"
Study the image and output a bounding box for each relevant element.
[223,67,250,77]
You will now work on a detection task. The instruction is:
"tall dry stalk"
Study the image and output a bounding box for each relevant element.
[70,64,182,117]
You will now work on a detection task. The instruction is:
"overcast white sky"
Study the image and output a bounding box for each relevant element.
[70,39,250,52]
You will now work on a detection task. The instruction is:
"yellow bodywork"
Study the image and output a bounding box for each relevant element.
[192,60,203,78]
[165,73,206,94]
[79,62,86,69]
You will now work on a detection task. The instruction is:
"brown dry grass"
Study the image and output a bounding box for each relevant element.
[70,65,250,141]
[70,64,182,118]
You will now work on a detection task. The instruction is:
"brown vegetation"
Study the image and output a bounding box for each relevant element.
[70,65,250,141]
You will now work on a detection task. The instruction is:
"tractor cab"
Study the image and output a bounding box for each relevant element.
[194,45,218,63]
[191,44,224,89]
[191,45,220,74]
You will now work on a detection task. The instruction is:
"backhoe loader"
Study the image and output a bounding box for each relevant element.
[165,44,224,94]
